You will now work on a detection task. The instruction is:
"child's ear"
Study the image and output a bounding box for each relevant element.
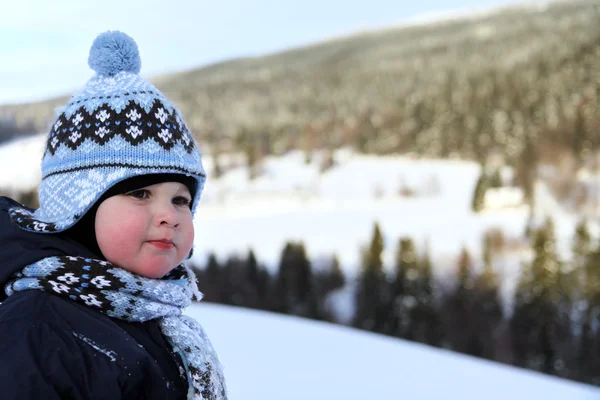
[186,247,194,260]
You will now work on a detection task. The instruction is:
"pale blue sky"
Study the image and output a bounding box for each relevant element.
[0,0,526,104]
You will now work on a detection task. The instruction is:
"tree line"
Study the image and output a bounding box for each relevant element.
[192,219,600,386]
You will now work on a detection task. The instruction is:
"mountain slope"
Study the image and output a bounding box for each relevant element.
[1,0,598,162]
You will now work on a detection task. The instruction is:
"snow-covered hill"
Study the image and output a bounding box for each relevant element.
[186,302,599,399]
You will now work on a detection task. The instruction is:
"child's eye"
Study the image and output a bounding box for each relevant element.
[173,196,191,207]
[128,189,150,200]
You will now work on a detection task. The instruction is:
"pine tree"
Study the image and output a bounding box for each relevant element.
[471,234,504,361]
[514,132,537,206]
[244,134,260,180]
[578,246,600,384]
[221,255,246,306]
[573,220,591,281]
[212,149,223,179]
[320,132,336,173]
[488,168,503,189]
[524,208,535,240]
[511,259,538,369]
[572,105,587,161]
[303,124,318,164]
[570,220,591,376]
[445,246,480,355]
[256,267,271,311]
[324,254,345,294]
[200,253,221,303]
[245,249,271,312]
[551,227,575,379]
[274,242,316,318]
[389,237,416,338]
[274,243,295,314]
[355,111,376,153]
[353,223,388,333]
[244,250,260,309]
[457,246,472,292]
[511,218,566,376]
[418,244,444,347]
[401,237,420,340]
[389,237,442,346]
[472,170,488,212]
[313,254,346,323]
[366,223,384,272]
[293,242,318,318]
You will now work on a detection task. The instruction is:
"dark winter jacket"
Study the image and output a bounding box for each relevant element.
[0,196,188,399]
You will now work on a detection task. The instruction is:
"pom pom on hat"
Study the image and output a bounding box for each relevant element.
[88,30,141,76]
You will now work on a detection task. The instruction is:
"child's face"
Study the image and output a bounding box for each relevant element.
[95,181,195,278]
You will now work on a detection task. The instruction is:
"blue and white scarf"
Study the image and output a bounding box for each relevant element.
[4,256,227,400]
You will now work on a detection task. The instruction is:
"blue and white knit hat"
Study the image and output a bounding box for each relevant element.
[10,31,206,234]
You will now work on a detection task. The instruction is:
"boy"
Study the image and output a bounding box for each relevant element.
[0,31,227,399]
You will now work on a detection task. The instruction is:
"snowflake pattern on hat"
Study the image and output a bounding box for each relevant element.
[45,100,195,155]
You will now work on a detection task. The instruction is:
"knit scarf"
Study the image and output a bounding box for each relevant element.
[4,256,227,400]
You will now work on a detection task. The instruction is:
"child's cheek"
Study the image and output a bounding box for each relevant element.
[108,209,146,249]
[179,222,194,260]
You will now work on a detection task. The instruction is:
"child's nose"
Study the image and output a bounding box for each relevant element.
[154,202,179,227]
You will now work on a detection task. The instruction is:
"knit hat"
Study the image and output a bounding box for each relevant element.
[9,31,206,234]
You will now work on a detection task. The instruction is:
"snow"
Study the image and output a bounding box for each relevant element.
[72,332,117,362]
[185,302,600,400]
[193,150,531,279]
[0,133,44,193]
[325,283,356,325]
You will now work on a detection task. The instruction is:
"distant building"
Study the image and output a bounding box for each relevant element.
[483,187,525,210]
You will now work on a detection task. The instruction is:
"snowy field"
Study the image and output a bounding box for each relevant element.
[187,302,600,399]
[193,151,529,275]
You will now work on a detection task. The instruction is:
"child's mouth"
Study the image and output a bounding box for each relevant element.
[147,240,175,250]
